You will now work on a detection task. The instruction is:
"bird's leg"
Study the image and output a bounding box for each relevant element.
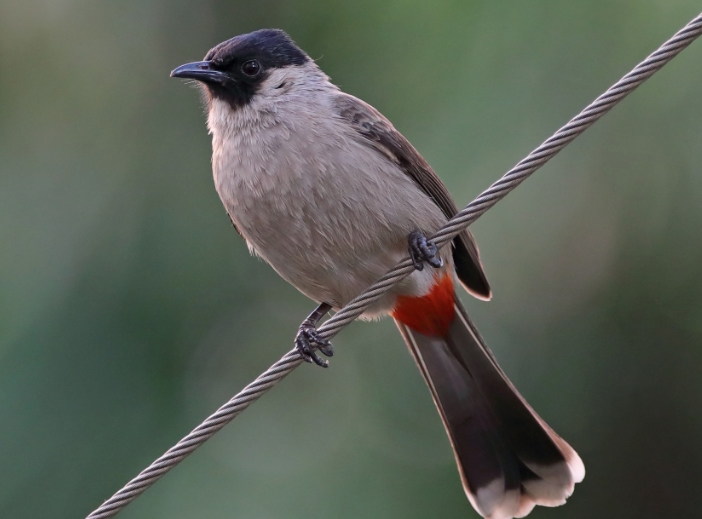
[408,230,443,271]
[295,302,333,368]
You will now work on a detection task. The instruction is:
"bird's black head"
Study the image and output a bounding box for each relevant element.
[171,29,309,108]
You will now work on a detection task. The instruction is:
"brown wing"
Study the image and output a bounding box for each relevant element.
[334,93,491,300]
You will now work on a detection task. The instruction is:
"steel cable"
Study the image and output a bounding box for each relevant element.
[86,12,702,519]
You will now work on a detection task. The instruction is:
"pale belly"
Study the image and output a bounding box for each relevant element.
[212,119,452,316]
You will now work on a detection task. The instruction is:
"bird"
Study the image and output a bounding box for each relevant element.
[171,28,584,519]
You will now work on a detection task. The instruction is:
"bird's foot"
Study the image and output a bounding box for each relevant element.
[408,230,443,271]
[295,324,333,368]
[295,303,333,368]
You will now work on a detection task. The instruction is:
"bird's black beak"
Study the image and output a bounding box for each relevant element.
[170,61,228,84]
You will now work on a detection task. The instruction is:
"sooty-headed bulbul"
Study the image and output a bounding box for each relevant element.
[171,29,584,519]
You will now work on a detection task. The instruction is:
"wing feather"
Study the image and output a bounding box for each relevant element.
[334,93,491,299]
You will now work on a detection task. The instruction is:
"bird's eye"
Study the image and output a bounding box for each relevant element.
[241,60,261,77]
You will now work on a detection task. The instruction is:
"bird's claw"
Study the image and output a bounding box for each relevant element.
[295,324,334,368]
[408,230,443,271]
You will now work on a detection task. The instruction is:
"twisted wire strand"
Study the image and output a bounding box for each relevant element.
[86,12,702,519]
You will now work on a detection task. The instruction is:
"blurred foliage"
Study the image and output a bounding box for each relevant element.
[1,1,701,518]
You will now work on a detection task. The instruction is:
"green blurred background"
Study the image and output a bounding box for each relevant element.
[1,1,701,518]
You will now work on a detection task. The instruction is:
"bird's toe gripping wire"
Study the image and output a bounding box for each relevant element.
[295,303,334,367]
[408,230,443,271]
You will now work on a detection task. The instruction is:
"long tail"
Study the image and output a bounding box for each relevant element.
[393,289,584,519]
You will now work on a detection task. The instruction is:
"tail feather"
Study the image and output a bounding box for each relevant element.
[394,298,583,519]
